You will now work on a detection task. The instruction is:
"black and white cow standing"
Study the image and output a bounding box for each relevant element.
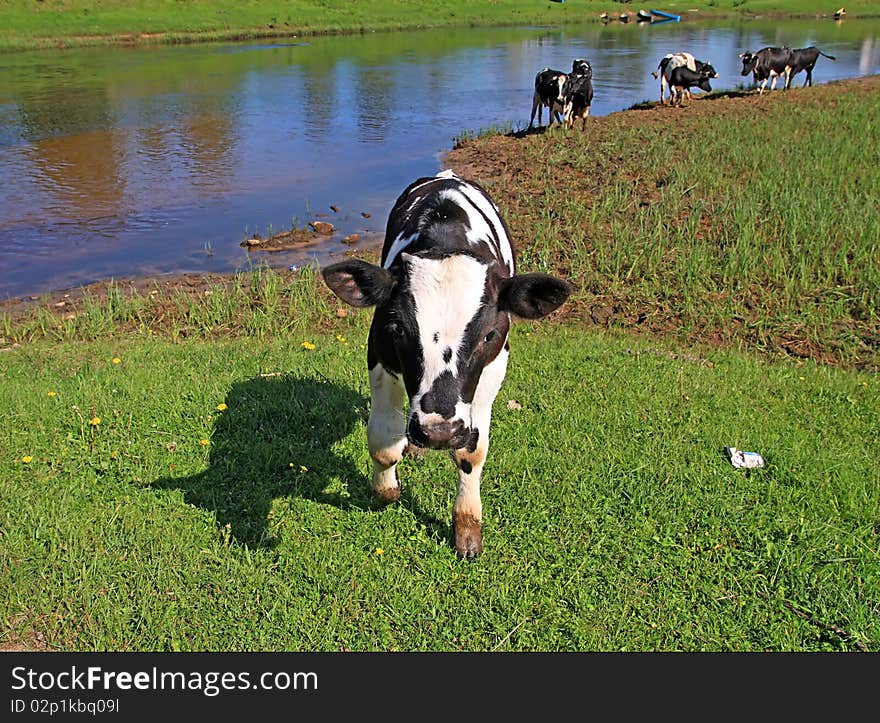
[739,46,793,94]
[562,58,594,130]
[322,170,573,559]
[785,46,836,88]
[529,67,567,128]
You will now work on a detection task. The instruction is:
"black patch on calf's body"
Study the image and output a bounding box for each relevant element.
[421,370,459,418]
[459,459,473,474]
[442,347,452,363]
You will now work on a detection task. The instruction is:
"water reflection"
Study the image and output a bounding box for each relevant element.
[0,18,878,299]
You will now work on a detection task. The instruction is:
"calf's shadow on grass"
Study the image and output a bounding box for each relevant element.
[151,375,445,548]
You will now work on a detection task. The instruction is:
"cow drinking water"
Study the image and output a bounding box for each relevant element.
[667,65,714,106]
[321,170,573,558]
[651,52,717,105]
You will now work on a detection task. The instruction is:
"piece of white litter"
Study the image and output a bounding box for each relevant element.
[726,447,765,469]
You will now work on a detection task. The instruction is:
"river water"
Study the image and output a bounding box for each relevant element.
[1,17,878,299]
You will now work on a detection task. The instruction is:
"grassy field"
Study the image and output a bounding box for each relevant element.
[2,321,877,651]
[1,0,878,51]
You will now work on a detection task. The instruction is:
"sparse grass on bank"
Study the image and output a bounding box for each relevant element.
[446,77,880,372]
[1,1,878,52]
[0,266,342,345]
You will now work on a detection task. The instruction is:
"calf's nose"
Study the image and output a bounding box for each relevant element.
[407,415,468,450]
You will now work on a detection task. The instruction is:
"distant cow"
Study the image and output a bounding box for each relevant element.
[739,46,793,94]
[321,170,572,559]
[530,68,567,128]
[563,59,594,130]
[786,46,836,88]
[652,52,718,104]
[667,65,714,106]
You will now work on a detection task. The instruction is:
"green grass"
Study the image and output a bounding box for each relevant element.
[1,0,878,51]
[1,326,877,651]
[1,41,877,652]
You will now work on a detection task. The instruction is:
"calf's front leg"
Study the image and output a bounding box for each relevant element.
[450,347,509,559]
[367,364,408,503]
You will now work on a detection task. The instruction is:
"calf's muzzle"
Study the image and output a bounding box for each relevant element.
[407,415,471,450]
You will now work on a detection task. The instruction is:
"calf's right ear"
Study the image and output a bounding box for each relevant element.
[322,260,395,308]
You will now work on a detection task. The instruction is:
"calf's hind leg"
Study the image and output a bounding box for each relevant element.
[367,364,408,503]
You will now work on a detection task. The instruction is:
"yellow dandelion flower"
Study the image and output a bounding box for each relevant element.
[47,391,57,397]
[112,357,121,364]
[110,450,118,459]
[199,439,210,446]
[336,335,346,343]
[90,417,101,426]
[300,465,308,472]
[375,548,384,556]
[216,403,227,411]
[22,456,33,464]
[302,341,316,350]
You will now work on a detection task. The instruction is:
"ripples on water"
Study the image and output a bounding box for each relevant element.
[0,18,878,298]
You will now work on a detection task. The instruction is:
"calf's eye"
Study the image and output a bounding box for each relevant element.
[484,330,497,344]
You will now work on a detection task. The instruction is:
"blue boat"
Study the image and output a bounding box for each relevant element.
[650,9,681,21]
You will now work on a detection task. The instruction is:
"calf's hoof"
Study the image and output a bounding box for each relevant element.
[374,483,400,504]
[373,470,401,504]
[453,514,483,559]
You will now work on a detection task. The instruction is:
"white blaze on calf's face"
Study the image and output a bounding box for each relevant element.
[406,253,489,425]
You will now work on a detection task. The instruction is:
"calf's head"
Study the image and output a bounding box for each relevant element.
[695,73,713,93]
[571,58,592,78]
[322,255,571,450]
[697,60,719,79]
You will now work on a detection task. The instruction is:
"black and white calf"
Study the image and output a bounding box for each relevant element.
[785,46,836,88]
[563,59,593,130]
[322,170,572,558]
[739,46,793,94]
[529,68,567,128]
[667,65,714,106]
[652,52,718,105]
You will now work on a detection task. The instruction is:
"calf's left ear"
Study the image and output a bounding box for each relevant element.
[498,273,574,319]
